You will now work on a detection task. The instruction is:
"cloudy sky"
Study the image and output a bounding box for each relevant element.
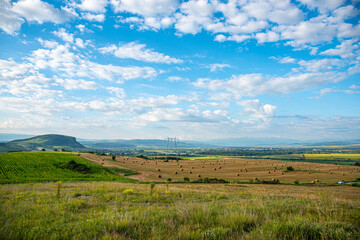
[0,0,359,140]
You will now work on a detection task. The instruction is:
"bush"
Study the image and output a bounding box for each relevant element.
[58,160,92,174]
[184,177,190,182]
[286,166,294,171]
[294,180,300,185]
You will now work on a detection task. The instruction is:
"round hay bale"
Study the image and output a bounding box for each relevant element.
[157,169,161,171]
[174,172,178,174]
[254,177,257,180]
[201,166,204,168]
[237,173,240,176]
[181,169,184,171]
[213,168,217,171]
[189,171,192,174]
[198,174,201,177]
[157,175,162,178]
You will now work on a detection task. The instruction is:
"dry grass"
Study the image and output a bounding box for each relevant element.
[80,153,360,183]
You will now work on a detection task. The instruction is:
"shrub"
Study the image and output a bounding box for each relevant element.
[286,166,294,171]
[58,160,92,174]
[294,180,300,185]
[122,189,133,195]
[184,177,190,182]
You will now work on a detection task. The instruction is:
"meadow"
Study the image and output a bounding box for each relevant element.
[0,182,359,239]
[81,153,360,184]
[0,152,135,184]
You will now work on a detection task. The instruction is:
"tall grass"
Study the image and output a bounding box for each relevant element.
[0,182,358,239]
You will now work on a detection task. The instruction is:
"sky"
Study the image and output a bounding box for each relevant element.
[0,0,359,141]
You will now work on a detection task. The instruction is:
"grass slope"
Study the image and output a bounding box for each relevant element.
[1,134,88,152]
[0,152,136,183]
[0,182,359,239]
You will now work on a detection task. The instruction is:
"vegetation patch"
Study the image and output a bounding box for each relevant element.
[57,160,92,174]
[103,166,138,176]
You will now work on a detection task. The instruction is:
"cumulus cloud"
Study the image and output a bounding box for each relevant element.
[320,39,360,59]
[111,0,178,17]
[99,42,183,64]
[53,28,74,43]
[12,0,69,24]
[238,99,276,119]
[297,58,345,72]
[0,0,24,35]
[77,0,108,13]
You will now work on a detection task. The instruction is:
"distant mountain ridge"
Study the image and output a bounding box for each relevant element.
[0,134,87,152]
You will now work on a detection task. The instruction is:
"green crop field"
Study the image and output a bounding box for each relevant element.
[0,152,136,184]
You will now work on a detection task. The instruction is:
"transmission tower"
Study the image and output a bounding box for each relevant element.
[165,137,179,161]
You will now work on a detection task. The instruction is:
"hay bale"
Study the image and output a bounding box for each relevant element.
[237,173,240,176]
[157,169,161,171]
[174,172,178,174]
[198,174,201,177]
[157,175,162,178]
[181,169,184,171]
[213,168,217,171]
[189,171,192,174]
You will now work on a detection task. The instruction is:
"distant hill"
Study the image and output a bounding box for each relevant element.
[79,139,217,150]
[0,134,88,152]
[0,133,35,143]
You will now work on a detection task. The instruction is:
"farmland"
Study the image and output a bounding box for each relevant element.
[0,152,135,184]
[80,153,360,184]
[0,182,359,239]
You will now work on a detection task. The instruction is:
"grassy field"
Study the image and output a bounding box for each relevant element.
[81,153,360,183]
[0,182,359,239]
[0,152,136,184]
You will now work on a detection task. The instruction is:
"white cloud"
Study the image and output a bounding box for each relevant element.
[53,28,74,43]
[238,99,276,119]
[82,12,105,22]
[193,72,347,97]
[297,58,344,72]
[78,0,108,13]
[111,0,178,17]
[166,76,189,82]
[99,42,183,64]
[350,84,360,89]
[27,44,159,81]
[298,0,346,13]
[276,20,337,47]
[106,87,126,98]
[12,0,69,24]
[76,24,86,33]
[0,0,24,35]
[255,31,279,43]
[207,63,231,72]
[320,39,360,59]
[55,78,97,90]
[270,57,296,64]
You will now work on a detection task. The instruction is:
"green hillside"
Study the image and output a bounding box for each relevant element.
[0,152,136,184]
[0,134,88,152]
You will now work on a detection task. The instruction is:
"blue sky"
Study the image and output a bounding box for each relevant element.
[0,0,359,140]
